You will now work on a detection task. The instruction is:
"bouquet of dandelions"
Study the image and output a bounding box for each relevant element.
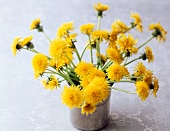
[11,2,167,115]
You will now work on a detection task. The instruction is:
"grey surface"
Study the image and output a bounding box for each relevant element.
[0,0,170,131]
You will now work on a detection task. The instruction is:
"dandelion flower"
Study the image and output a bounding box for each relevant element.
[56,21,74,38]
[145,46,154,63]
[32,53,48,74]
[61,86,83,109]
[152,77,159,97]
[134,62,146,77]
[75,61,94,77]
[21,35,33,47]
[42,75,59,90]
[11,37,21,56]
[94,3,109,17]
[130,12,143,32]
[107,63,128,82]
[84,84,103,105]
[143,70,153,85]
[136,81,150,101]
[106,47,124,64]
[116,34,138,55]
[81,103,96,115]
[80,23,95,35]
[112,19,130,34]
[92,30,109,42]
[149,22,167,42]
[30,18,41,30]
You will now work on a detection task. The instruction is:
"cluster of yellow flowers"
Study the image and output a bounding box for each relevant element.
[11,3,167,115]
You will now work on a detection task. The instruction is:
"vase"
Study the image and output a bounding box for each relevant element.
[69,91,111,130]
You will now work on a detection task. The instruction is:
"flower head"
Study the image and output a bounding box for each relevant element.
[152,77,159,97]
[56,21,74,38]
[106,47,124,64]
[80,23,95,35]
[94,3,109,17]
[49,38,74,65]
[21,35,33,47]
[143,70,153,85]
[135,81,150,101]
[149,22,167,42]
[107,63,129,82]
[112,19,130,34]
[92,30,109,42]
[134,62,146,77]
[61,85,83,109]
[42,75,59,90]
[81,103,96,115]
[145,46,154,63]
[30,18,42,31]
[11,37,21,56]
[116,34,138,55]
[32,53,48,75]
[75,61,94,77]
[130,12,143,32]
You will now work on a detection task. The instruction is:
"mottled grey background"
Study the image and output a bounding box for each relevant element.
[0,0,170,131]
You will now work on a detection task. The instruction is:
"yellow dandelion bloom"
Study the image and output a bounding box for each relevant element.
[130,12,143,32]
[152,77,159,97]
[149,22,167,42]
[80,76,91,88]
[81,103,96,115]
[89,77,109,101]
[80,23,95,35]
[94,2,109,12]
[106,47,124,64]
[107,63,128,82]
[84,84,103,105]
[49,38,74,65]
[134,62,146,77]
[143,70,153,85]
[56,21,74,38]
[30,18,41,30]
[116,34,138,55]
[42,75,59,90]
[21,35,33,47]
[32,53,48,74]
[112,19,130,34]
[75,61,94,77]
[90,68,106,79]
[145,46,154,63]
[11,37,21,56]
[92,30,109,42]
[61,85,83,109]
[135,81,150,101]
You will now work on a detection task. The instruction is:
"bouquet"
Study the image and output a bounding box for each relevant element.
[11,2,167,115]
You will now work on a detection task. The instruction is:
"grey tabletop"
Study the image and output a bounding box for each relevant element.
[0,0,170,131]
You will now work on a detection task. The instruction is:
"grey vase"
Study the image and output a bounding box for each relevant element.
[70,92,111,130]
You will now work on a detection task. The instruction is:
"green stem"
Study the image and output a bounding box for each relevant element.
[88,35,93,63]
[124,57,141,66]
[123,57,128,66]
[97,16,101,30]
[138,36,154,49]
[97,16,102,67]
[109,86,136,94]
[73,44,81,62]
[109,80,135,84]
[42,31,51,42]
[102,61,113,71]
[80,43,90,59]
